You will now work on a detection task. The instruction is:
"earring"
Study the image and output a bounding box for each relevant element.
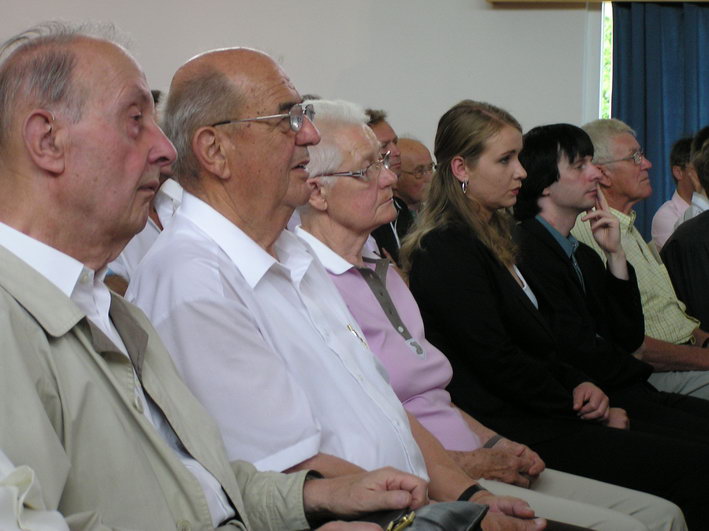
[461,180,469,195]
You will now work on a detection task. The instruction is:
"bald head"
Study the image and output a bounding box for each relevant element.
[163,48,297,188]
[397,137,434,209]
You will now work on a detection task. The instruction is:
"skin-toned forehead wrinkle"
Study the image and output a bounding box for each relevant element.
[0,21,130,149]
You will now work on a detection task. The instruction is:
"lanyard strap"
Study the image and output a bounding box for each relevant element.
[355,258,425,358]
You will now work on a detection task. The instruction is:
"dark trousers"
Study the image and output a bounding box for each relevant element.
[529,417,709,529]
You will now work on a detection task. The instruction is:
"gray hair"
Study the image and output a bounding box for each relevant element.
[582,118,636,163]
[162,68,242,187]
[0,21,125,148]
[305,99,369,186]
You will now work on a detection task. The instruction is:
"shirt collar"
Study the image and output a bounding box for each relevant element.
[608,207,636,234]
[155,178,183,221]
[535,215,578,258]
[691,192,709,212]
[294,226,355,275]
[671,190,691,207]
[0,221,87,297]
[179,192,315,288]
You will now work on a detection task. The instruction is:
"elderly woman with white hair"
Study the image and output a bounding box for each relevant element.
[294,99,686,531]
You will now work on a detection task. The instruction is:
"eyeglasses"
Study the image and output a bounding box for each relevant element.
[597,149,645,166]
[211,103,315,133]
[314,151,391,182]
[401,163,436,179]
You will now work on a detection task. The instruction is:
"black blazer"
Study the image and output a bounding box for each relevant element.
[408,223,590,444]
[515,218,652,391]
[661,210,709,328]
[371,197,414,265]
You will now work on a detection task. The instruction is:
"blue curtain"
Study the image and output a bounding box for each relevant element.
[612,2,709,239]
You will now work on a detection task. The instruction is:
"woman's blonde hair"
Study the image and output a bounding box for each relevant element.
[400,100,521,271]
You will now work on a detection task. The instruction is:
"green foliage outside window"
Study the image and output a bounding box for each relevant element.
[600,3,613,119]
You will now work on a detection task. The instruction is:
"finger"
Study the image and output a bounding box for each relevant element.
[511,473,531,488]
[576,400,597,416]
[597,187,609,210]
[572,390,586,410]
[382,470,429,509]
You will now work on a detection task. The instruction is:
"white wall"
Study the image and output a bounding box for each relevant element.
[2,0,602,150]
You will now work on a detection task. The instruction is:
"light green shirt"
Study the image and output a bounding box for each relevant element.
[571,208,699,344]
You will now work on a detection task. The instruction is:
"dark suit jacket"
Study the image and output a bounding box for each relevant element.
[515,218,652,391]
[408,222,591,444]
[371,197,414,265]
[661,210,709,328]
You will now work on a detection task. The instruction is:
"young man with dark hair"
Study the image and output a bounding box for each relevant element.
[513,123,709,458]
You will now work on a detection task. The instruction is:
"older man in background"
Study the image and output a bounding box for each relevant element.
[366,108,413,264]
[650,137,694,250]
[397,137,435,218]
[572,119,709,399]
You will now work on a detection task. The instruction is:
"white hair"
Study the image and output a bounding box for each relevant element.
[306,99,369,184]
[582,118,636,163]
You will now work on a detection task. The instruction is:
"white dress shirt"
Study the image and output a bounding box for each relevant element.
[128,192,428,479]
[108,178,183,281]
[675,191,709,229]
[0,222,232,527]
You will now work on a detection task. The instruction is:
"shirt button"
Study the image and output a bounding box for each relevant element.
[80,272,90,284]
[177,520,191,531]
[133,395,144,414]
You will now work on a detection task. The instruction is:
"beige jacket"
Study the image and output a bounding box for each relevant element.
[0,245,309,531]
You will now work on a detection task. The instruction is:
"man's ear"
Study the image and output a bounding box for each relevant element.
[672,164,684,182]
[450,155,470,184]
[308,179,329,212]
[193,126,230,180]
[23,110,64,174]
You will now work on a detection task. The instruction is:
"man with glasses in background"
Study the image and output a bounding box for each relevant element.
[397,138,435,219]
[366,108,413,265]
[572,119,709,399]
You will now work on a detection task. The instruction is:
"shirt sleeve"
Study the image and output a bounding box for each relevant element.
[0,452,70,531]
[151,294,322,472]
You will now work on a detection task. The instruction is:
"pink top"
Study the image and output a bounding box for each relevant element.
[297,227,481,452]
[651,191,690,250]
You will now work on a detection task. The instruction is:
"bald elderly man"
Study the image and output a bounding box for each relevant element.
[397,138,435,218]
[128,48,557,530]
[0,21,434,531]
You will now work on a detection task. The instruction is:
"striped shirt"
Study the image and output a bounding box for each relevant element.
[572,208,699,344]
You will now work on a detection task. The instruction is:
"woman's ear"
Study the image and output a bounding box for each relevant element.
[23,110,64,174]
[308,179,329,212]
[450,155,470,184]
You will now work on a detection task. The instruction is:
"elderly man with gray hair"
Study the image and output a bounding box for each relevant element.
[0,21,441,531]
[571,119,709,399]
